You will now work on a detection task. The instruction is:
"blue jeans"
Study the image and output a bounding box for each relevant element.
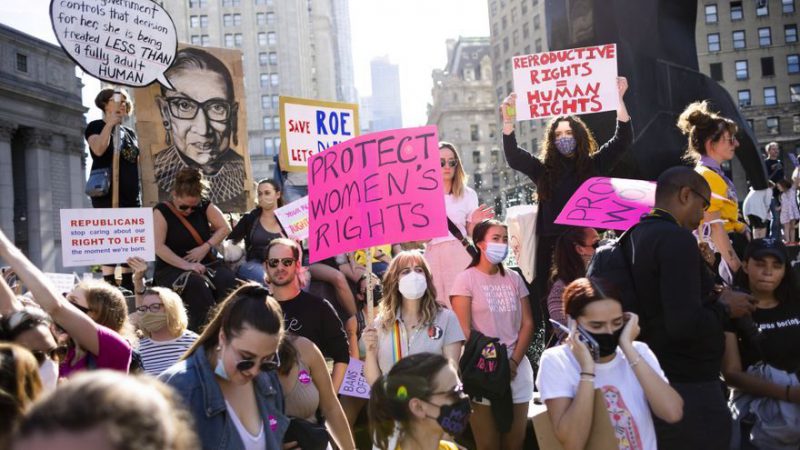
[237,259,266,285]
[282,184,307,203]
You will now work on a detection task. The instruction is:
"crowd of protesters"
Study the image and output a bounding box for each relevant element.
[1,79,799,450]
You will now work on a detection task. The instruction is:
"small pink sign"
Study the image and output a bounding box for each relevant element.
[555,177,656,231]
[268,415,278,431]
[298,370,311,384]
[307,126,448,263]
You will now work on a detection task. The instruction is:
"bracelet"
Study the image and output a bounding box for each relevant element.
[629,354,642,368]
[136,286,147,295]
[510,357,519,366]
[579,378,594,383]
[205,241,213,249]
[579,372,595,377]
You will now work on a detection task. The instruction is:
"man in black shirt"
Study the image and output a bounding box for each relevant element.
[265,238,350,389]
[627,167,757,450]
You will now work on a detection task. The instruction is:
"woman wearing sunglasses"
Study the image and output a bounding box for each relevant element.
[0,229,132,379]
[160,283,290,449]
[678,101,747,277]
[424,142,494,308]
[153,167,238,332]
[130,256,198,376]
[369,352,472,450]
[547,227,600,341]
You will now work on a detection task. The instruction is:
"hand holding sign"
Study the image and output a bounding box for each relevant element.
[50,0,177,88]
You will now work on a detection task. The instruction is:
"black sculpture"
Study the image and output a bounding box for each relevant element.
[545,0,768,188]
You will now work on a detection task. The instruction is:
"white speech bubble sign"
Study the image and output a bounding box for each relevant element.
[49,0,177,88]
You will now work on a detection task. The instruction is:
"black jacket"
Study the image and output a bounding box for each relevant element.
[503,120,633,237]
[229,208,285,262]
[627,209,728,383]
[460,330,513,433]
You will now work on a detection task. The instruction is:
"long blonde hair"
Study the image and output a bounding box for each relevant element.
[439,142,468,199]
[377,251,441,329]
[140,287,188,339]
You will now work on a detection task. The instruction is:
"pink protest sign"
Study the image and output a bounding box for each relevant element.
[555,177,656,231]
[308,126,447,263]
[512,44,618,121]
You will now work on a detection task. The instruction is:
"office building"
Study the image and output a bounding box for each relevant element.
[368,56,403,131]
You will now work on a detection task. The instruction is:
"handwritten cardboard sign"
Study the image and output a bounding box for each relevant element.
[274,196,309,241]
[279,96,359,173]
[307,126,448,263]
[60,208,155,267]
[512,44,618,121]
[50,0,177,88]
[44,273,79,295]
[555,177,656,231]
[338,358,371,399]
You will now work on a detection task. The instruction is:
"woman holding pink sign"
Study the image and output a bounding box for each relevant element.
[499,77,631,329]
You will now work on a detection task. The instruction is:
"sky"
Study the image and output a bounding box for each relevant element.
[0,0,490,127]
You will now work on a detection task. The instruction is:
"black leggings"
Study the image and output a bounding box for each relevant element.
[154,263,238,332]
[654,380,732,450]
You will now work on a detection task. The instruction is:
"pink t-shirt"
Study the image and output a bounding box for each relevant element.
[451,267,529,352]
[59,324,132,378]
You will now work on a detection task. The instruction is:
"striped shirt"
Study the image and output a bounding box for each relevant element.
[139,330,198,376]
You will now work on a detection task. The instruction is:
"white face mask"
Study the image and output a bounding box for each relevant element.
[38,358,59,393]
[398,271,427,300]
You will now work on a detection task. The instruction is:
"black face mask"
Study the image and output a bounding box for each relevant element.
[586,328,623,358]
[429,397,472,436]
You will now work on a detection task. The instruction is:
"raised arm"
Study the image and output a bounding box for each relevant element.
[0,269,23,315]
[499,94,545,182]
[0,229,101,355]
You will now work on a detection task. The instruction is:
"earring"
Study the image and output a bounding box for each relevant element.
[163,121,173,147]
[163,120,170,129]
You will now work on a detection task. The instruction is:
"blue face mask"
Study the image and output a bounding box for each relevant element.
[485,243,509,265]
[555,136,577,156]
[214,349,230,381]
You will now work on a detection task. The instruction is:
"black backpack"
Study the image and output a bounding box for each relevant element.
[586,224,640,313]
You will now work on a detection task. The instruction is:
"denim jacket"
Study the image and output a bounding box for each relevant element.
[159,345,289,450]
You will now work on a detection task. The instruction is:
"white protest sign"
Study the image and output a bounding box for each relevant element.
[338,357,370,399]
[512,43,618,121]
[279,96,359,172]
[44,273,78,295]
[60,208,155,267]
[274,196,309,241]
[50,0,177,88]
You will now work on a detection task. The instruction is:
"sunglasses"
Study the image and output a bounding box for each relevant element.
[235,352,281,373]
[581,241,601,249]
[430,383,468,401]
[440,159,458,168]
[266,258,296,268]
[32,346,69,365]
[176,203,198,211]
[69,299,91,314]
[135,303,164,313]
[688,187,711,211]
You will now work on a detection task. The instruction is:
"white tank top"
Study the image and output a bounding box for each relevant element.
[224,399,266,450]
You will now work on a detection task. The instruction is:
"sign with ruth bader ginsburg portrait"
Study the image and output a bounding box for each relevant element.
[133,45,254,213]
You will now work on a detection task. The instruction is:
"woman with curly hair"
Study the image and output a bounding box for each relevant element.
[499,78,631,320]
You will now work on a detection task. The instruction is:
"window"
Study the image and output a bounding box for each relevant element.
[535,38,542,52]
[730,1,743,20]
[733,30,746,49]
[472,151,481,164]
[267,32,277,46]
[190,15,200,28]
[224,34,234,47]
[523,22,530,39]
[766,117,780,135]
[784,0,796,13]
[738,89,751,106]
[201,35,210,46]
[189,0,207,7]
[15,53,27,73]
[747,119,754,129]
[491,150,500,164]
[273,117,280,130]
[735,60,749,79]
[270,73,279,86]
[786,25,798,43]
[474,173,482,188]
[503,37,509,52]
[489,124,497,139]
[264,138,274,156]
[257,13,266,25]
[471,125,480,141]
[259,52,268,66]
[511,7,517,22]
[191,35,201,45]
[222,0,241,6]
[263,116,272,130]
[223,14,233,26]
[794,115,800,133]
[271,95,279,109]
[789,54,800,74]
[260,73,269,87]
[762,57,775,76]
[756,0,768,16]
[513,30,519,46]
[521,2,528,15]
[764,87,777,105]
[758,27,771,46]
[201,15,208,27]
[501,16,507,30]
[258,32,267,46]
[705,4,718,22]
[791,84,800,102]
[707,33,721,52]
[234,33,243,47]
[710,62,723,81]
[266,13,275,25]
[234,14,242,26]
[269,52,277,65]
[534,14,541,30]
[274,137,281,153]
[261,95,270,109]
